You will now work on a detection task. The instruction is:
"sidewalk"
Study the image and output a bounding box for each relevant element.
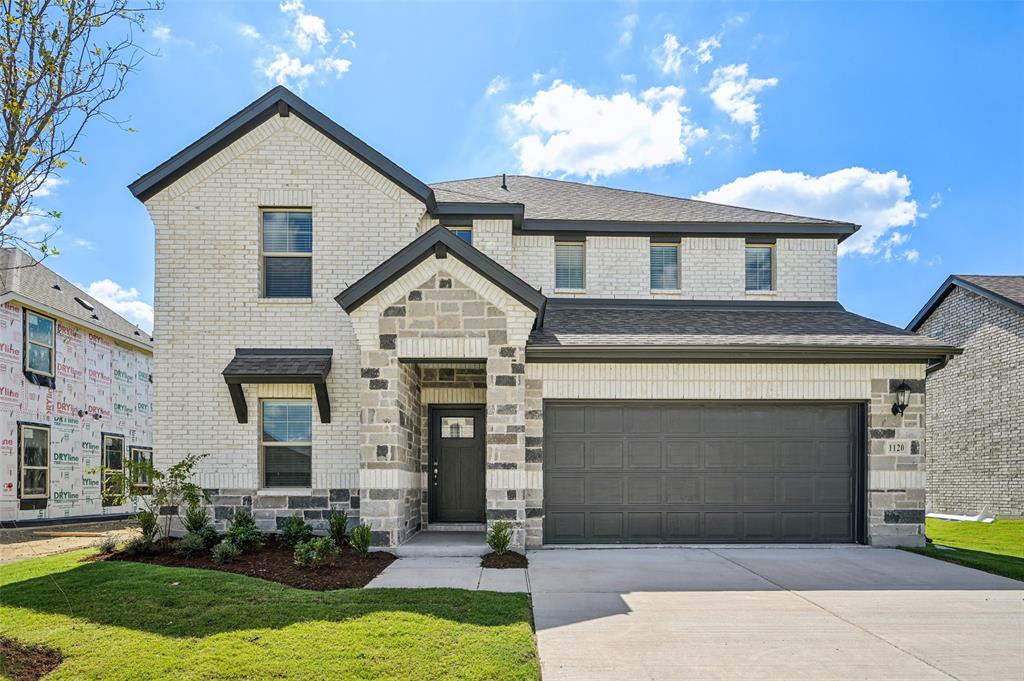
[365,556,529,592]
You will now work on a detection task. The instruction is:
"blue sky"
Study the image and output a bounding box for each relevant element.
[21,1,1023,332]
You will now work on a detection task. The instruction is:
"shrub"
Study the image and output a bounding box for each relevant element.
[293,537,338,568]
[183,503,211,535]
[136,510,159,543]
[122,535,154,556]
[327,510,349,546]
[195,525,220,548]
[175,532,208,557]
[96,536,118,554]
[211,540,241,564]
[225,509,264,551]
[487,521,512,556]
[349,523,372,557]
[279,514,314,548]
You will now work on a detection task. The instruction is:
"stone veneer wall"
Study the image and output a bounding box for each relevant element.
[917,287,1023,517]
[524,362,929,548]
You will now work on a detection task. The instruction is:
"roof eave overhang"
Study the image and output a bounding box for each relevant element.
[128,87,437,211]
[0,292,153,353]
[221,348,333,424]
[907,275,1024,331]
[516,219,860,242]
[525,344,962,363]
[433,202,525,230]
[336,225,547,322]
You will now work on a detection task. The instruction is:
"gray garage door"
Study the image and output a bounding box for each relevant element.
[544,402,862,544]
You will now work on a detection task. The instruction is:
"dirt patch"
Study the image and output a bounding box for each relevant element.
[0,636,62,681]
[481,551,528,569]
[106,536,396,590]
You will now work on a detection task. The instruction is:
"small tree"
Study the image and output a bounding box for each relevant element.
[99,452,210,540]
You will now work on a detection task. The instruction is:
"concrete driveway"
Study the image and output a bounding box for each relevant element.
[528,547,1024,681]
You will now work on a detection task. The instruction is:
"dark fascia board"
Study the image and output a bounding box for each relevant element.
[544,298,845,311]
[433,202,525,230]
[525,344,962,363]
[128,86,436,210]
[335,224,547,320]
[516,219,860,242]
[907,275,1024,331]
[222,348,333,424]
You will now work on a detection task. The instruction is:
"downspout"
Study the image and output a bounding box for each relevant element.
[925,352,956,376]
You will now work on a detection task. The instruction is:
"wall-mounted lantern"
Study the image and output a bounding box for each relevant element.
[891,382,912,416]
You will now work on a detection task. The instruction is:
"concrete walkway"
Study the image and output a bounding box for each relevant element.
[528,546,1024,681]
[0,520,136,565]
[365,556,529,592]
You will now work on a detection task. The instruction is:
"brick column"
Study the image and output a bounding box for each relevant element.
[485,343,528,549]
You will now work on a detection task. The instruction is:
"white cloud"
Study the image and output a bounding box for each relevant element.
[706,64,778,140]
[620,73,637,84]
[654,33,686,76]
[904,249,920,263]
[256,0,354,89]
[34,176,66,198]
[695,35,721,65]
[72,238,96,251]
[81,280,154,332]
[619,14,639,48]
[319,57,351,76]
[152,24,172,42]
[485,76,508,97]
[696,168,920,257]
[929,192,942,209]
[239,24,261,40]
[507,80,707,179]
[261,51,316,88]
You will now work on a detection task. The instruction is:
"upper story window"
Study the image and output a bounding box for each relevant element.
[24,310,55,376]
[446,227,472,245]
[555,242,586,290]
[261,400,313,488]
[261,210,312,298]
[19,424,49,500]
[650,243,680,290]
[745,244,774,292]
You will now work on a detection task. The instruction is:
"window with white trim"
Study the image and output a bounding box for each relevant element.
[24,310,55,376]
[102,434,125,506]
[650,243,680,290]
[261,210,312,298]
[130,446,153,492]
[555,242,585,290]
[745,244,774,291]
[19,425,49,500]
[260,400,312,488]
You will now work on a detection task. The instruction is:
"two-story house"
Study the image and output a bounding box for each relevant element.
[0,249,154,525]
[130,87,956,549]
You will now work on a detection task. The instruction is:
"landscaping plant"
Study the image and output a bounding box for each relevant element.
[293,537,338,568]
[211,540,241,564]
[122,535,153,556]
[280,514,314,547]
[225,509,264,551]
[487,521,513,556]
[349,523,373,557]
[136,510,159,543]
[96,536,118,554]
[327,510,350,546]
[175,532,208,557]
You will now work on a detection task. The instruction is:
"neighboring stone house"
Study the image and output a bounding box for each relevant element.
[0,249,154,525]
[129,87,957,549]
[908,275,1023,518]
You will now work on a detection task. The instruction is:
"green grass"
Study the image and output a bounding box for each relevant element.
[905,518,1024,581]
[0,550,539,680]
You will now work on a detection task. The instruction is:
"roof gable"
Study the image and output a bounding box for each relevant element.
[908,275,1024,331]
[128,86,436,209]
[336,225,547,318]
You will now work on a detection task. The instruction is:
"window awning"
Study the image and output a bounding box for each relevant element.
[222,349,332,424]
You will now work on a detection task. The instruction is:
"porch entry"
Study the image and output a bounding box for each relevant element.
[429,405,486,523]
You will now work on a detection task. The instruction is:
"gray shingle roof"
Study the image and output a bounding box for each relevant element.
[530,300,954,353]
[0,248,152,348]
[431,175,854,225]
[222,349,332,380]
[956,275,1024,307]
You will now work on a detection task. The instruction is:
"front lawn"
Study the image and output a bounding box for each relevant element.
[905,517,1024,581]
[0,550,539,680]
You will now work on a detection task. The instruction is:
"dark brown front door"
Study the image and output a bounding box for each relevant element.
[430,406,486,523]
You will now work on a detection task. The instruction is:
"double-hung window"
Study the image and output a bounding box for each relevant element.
[555,242,586,290]
[130,446,153,492]
[745,244,774,292]
[650,243,680,290]
[446,227,473,245]
[261,210,312,298]
[261,400,312,488]
[24,310,55,376]
[19,425,49,501]
[101,434,125,506]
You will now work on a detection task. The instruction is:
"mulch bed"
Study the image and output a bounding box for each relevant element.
[481,551,528,569]
[105,536,396,590]
[0,636,62,681]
